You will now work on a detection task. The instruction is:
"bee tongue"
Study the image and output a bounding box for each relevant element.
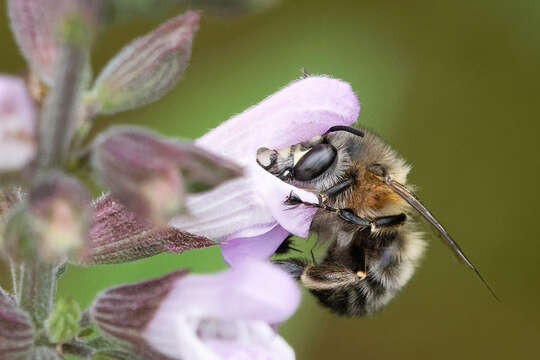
[372,173,499,301]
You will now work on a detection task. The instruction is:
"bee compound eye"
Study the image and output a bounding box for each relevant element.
[293,143,337,181]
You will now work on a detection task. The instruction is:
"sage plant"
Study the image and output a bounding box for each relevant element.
[0,0,361,359]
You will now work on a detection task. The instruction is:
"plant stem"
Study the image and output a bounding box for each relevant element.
[0,285,10,299]
[22,22,92,330]
[18,261,57,328]
[38,43,89,169]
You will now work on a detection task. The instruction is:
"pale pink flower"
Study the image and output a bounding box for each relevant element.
[91,260,300,360]
[170,76,360,265]
[0,75,36,174]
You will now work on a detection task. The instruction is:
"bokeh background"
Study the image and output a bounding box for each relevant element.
[2,0,540,359]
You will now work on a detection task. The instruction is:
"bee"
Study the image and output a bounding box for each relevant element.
[257,125,497,316]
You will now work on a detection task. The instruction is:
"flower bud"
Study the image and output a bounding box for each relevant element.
[76,194,214,265]
[26,172,91,263]
[0,75,36,181]
[0,293,34,359]
[92,126,241,226]
[8,0,100,85]
[90,11,199,115]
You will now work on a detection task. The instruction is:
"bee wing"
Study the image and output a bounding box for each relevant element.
[385,178,499,301]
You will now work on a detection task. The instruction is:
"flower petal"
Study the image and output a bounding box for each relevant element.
[170,176,276,239]
[221,224,289,266]
[148,261,300,326]
[176,318,294,360]
[196,75,360,159]
[252,165,317,236]
[0,75,36,174]
[142,261,299,359]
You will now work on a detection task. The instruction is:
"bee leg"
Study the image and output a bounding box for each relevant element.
[371,213,407,229]
[285,191,332,211]
[285,191,372,226]
[287,192,402,231]
[272,258,306,279]
[321,178,355,198]
[355,247,368,280]
[336,209,371,227]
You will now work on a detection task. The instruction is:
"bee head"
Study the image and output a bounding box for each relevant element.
[256,127,412,217]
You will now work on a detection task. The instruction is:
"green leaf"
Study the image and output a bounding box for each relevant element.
[45,298,81,344]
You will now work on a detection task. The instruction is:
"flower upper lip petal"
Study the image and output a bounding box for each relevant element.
[196,76,360,160]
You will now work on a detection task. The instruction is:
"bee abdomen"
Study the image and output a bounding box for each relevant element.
[298,261,395,316]
[308,273,394,316]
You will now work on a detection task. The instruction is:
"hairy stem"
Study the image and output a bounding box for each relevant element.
[18,261,57,328]
[38,43,89,169]
[0,285,10,299]
[9,258,18,296]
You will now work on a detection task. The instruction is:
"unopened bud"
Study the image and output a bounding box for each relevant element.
[90,11,200,115]
[3,206,36,262]
[8,0,100,85]
[27,173,91,262]
[0,75,36,181]
[92,127,241,225]
[0,293,34,359]
[76,194,214,265]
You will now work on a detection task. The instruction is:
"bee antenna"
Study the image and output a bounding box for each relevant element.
[325,126,364,137]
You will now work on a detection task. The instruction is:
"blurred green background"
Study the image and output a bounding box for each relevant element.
[2,0,540,359]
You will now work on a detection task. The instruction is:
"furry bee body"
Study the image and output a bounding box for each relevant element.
[298,212,425,316]
[258,126,494,316]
